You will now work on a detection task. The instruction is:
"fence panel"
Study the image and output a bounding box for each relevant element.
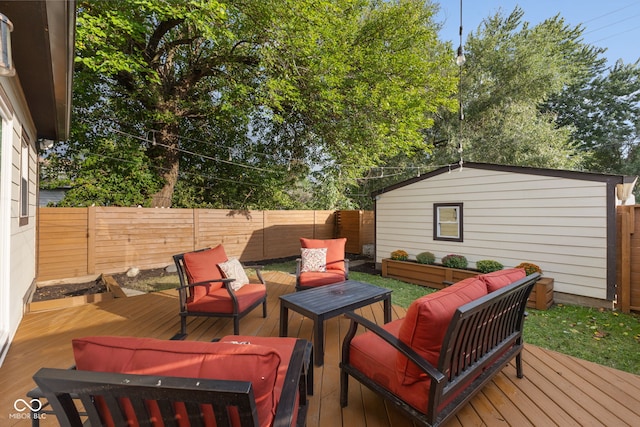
[616,205,640,312]
[194,209,265,261]
[337,210,375,254]
[37,208,362,281]
[93,207,195,275]
[37,208,89,281]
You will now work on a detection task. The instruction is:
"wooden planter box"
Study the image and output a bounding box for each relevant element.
[381,258,553,310]
[27,275,126,313]
[381,258,477,290]
[527,277,554,310]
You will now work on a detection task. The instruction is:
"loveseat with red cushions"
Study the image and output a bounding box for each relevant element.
[32,335,312,427]
[340,268,541,427]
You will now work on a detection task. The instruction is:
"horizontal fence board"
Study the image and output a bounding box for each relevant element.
[37,207,371,281]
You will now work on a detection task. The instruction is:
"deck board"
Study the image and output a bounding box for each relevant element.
[1,270,639,426]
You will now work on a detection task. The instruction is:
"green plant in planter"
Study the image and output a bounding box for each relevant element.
[390,249,409,261]
[416,251,435,264]
[476,259,503,273]
[441,254,468,269]
[515,262,542,275]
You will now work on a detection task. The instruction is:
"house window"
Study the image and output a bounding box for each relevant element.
[20,131,29,225]
[434,203,463,242]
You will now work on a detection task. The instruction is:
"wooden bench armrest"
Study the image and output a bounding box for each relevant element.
[342,312,445,384]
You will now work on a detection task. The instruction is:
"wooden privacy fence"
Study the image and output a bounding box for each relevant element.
[617,205,640,313]
[36,207,374,282]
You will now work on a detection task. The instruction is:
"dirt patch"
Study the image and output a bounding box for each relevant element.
[350,261,379,276]
[33,257,378,302]
[33,268,178,302]
[32,278,108,302]
[110,268,178,292]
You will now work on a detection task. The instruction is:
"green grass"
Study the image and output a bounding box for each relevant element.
[264,263,640,375]
[524,304,640,374]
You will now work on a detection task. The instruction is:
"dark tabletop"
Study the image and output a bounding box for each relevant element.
[279,280,391,316]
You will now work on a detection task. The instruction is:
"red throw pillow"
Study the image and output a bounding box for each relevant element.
[479,268,526,292]
[73,336,281,427]
[300,238,346,272]
[396,277,488,385]
[182,245,228,301]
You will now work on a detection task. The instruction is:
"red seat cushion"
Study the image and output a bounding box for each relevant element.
[396,277,488,385]
[297,271,346,288]
[479,268,526,292]
[300,238,346,273]
[349,320,431,413]
[73,336,281,427]
[186,283,266,314]
[218,335,299,415]
[183,245,228,302]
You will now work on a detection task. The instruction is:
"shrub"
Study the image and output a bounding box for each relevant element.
[390,249,409,261]
[441,254,468,269]
[416,251,436,264]
[476,259,503,273]
[515,262,542,275]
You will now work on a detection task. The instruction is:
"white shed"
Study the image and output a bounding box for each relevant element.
[373,162,636,306]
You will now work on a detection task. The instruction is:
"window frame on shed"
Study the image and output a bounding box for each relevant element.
[433,202,463,242]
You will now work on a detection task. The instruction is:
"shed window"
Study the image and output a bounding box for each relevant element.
[434,203,463,242]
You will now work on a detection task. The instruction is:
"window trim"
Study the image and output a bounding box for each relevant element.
[433,202,463,242]
[19,130,29,226]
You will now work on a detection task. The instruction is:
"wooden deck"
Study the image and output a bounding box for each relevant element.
[2,271,639,426]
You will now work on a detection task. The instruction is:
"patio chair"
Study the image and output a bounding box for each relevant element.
[32,335,312,427]
[173,245,267,336]
[295,237,349,291]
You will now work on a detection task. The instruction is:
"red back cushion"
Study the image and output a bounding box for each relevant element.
[396,277,488,385]
[73,336,280,427]
[182,245,228,301]
[300,238,346,272]
[479,268,526,292]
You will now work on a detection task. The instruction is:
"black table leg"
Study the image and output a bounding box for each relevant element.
[280,304,289,337]
[383,295,391,323]
[314,315,324,366]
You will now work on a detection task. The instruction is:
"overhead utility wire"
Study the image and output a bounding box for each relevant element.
[107,128,459,183]
[111,128,274,173]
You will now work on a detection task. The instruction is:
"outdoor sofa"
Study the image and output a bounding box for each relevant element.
[340,268,540,427]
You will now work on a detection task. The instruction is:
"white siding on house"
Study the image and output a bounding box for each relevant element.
[0,81,38,366]
[376,167,610,300]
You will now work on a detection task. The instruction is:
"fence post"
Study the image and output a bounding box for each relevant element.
[619,206,632,313]
[87,206,95,275]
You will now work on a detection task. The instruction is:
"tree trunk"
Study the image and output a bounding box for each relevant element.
[149,125,180,208]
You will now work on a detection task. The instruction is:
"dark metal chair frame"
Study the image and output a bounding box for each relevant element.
[173,249,267,337]
[340,273,540,427]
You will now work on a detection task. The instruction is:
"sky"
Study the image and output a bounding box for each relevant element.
[436,0,640,68]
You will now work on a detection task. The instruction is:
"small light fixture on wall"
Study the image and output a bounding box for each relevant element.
[0,13,15,77]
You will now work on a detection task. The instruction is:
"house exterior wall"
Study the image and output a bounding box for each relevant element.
[0,81,37,365]
[375,166,616,301]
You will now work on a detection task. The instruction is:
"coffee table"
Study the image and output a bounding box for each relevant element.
[279,280,392,366]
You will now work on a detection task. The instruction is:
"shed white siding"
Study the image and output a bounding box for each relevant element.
[376,167,611,300]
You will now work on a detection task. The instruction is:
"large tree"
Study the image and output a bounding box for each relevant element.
[426,7,603,169]
[546,60,640,174]
[47,0,457,208]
